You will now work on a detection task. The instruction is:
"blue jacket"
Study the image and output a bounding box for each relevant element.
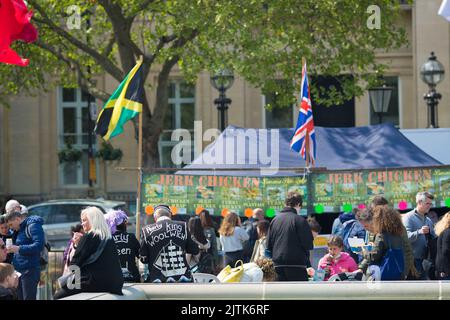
[13,216,45,272]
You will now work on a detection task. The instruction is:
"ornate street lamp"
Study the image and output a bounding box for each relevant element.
[369,84,393,124]
[210,69,234,132]
[420,52,445,128]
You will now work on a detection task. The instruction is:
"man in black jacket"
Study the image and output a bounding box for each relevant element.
[140,205,199,283]
[267,192,314,281]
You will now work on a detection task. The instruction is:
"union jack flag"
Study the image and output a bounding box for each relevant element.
[290,61,316,166]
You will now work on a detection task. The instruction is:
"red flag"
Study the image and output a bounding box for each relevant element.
[0,0,38,66]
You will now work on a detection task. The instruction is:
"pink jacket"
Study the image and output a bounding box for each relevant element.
[318,252,358,280]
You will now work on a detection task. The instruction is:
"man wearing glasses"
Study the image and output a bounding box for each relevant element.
[402,191,437,280]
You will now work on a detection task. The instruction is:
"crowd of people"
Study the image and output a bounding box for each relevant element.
[0,189,449,300]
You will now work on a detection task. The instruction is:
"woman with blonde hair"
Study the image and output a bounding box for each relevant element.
[219,212,249,267]
[54,207,124,299]
[357,206,406,280]
[435,212,450,280]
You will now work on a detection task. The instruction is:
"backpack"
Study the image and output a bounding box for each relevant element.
[333,221,344,237]
[341,219,357,252]
[342,220,367,263]
[378,235,404,281]
[25,224,51,267]
[242,219,258,261]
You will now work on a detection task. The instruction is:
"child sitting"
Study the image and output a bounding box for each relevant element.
[318,236,358,281]
[0,263,19,300]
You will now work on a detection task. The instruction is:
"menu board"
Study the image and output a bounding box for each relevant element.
[141,166,450,216]
[433,166,450,207]
[262,176,308,216]
[141,174,308,217]
[311,166,450,212]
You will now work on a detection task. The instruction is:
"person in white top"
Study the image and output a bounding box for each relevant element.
[219,212,249,267]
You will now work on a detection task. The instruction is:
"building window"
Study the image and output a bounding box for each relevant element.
[58,87,96,186]
[158,81,195,168]
[369,76,400,126]
[263,81,294,128]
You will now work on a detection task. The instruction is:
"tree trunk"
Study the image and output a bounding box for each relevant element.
[142,99,161,170]
[103,161,107,197]
[140,58,179,170]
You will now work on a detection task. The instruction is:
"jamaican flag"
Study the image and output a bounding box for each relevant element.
[94,60,144,140]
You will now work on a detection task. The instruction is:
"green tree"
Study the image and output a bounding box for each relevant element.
[0,0,408,167]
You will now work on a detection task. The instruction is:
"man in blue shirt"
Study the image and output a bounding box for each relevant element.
[402,191,437,280]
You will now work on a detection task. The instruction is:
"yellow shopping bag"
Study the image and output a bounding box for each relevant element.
[217,260,244,283]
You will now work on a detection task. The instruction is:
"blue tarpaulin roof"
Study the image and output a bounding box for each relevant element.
[178,124,442,176]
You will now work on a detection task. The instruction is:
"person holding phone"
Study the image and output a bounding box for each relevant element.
[402,191,437,280]
[0,215,13,264]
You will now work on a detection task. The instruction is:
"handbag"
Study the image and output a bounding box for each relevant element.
[240,262,264,282]
[378,234,404,281]
[217,260,244,283]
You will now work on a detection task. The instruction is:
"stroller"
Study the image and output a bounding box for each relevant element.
[327,265,381,282]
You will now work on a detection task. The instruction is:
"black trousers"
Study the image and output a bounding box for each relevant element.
[224,250,244,267]
[275,266,308,281]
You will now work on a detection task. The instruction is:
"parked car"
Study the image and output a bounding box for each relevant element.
[27,199,136,249]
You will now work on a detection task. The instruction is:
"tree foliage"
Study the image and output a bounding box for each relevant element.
[0,0,408,166]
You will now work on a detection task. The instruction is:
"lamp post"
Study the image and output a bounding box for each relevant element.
[86,12,96,192]
[210,69,234,132]
[420,52,445,128]
[87,96,97,190]
[369,84,393,124]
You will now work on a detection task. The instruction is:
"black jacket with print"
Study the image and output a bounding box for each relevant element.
[139,217,199,283]
[112,231,141,282]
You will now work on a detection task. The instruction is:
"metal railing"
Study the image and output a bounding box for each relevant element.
[61,281,450,300]
[37,249,65,300]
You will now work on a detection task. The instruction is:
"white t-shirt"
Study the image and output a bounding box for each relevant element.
[219,226,249,252]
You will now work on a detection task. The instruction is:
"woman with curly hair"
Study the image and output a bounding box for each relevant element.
[357,205,406,280]
[435,212,450,280]
[219,212,249,267]
[255,257,277,282]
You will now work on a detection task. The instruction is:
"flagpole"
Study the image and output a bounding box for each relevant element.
[136,110,143,241]
[305,135,310,167]
[136,56,144,241]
